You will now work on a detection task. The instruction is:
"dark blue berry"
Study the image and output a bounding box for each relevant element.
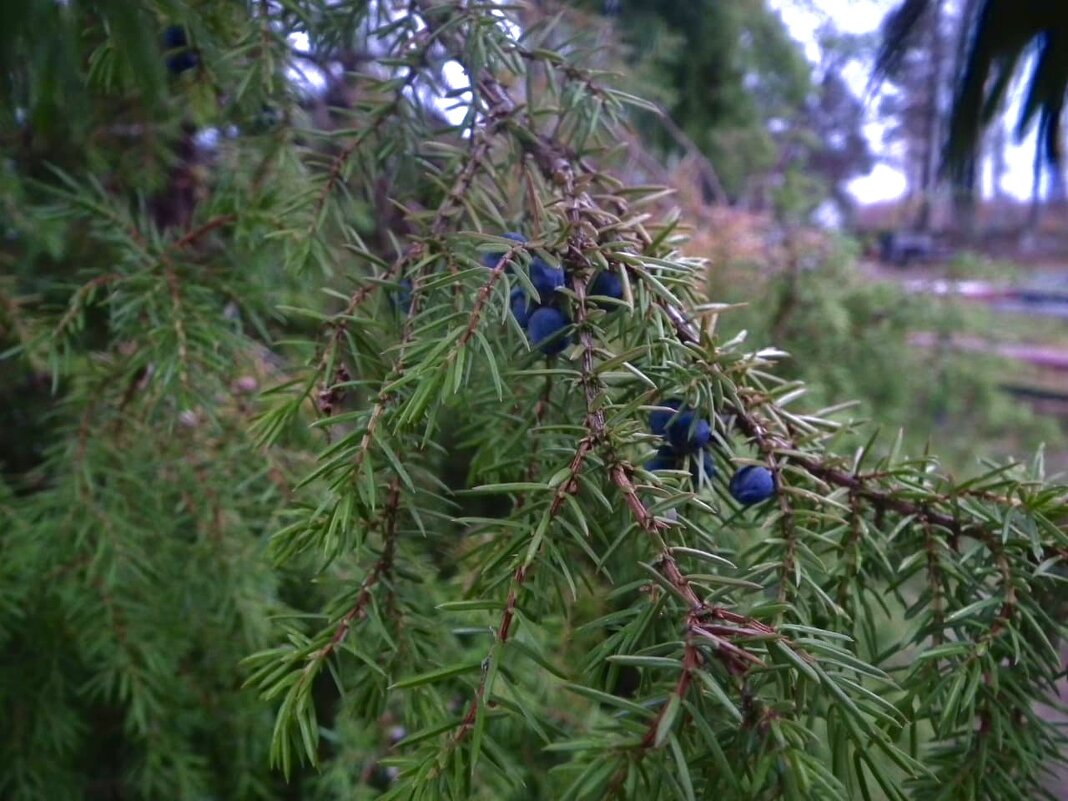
[646,445,679,472]
[728,466,776,506]
[590,270,624,305]
[481,232,526,269]
[529,256,565,300]
[510,288,534,329]
[690,451,716,485]
[649,399,682,436]
[163,26,199,75]
[527,307,569,356]
[167,51,199,75]
[666,411,711,452]
[163,25,188,49]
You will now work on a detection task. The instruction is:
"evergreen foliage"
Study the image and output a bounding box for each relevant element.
[877,0,1068,183]
[569,0,813,201]
[0,2,1066,800]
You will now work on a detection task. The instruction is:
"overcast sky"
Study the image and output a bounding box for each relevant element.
[769,0,1039,204]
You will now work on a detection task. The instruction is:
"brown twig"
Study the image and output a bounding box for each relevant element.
[171,214,236,251]
[164,267,190,389]
[446,243,525,357]
[53,274,121,341]
[414,0,779,766]
[726,398,1052,556]
[305,73,420,240]
[453,435,595,746]
[311,51,519,423]
[316,478,402,663]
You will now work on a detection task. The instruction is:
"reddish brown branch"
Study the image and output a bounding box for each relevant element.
[312,59,516,422]
[414,0,772,759]
[639,638,700,749]
[54,274,121,340]
[306,82,415,239]
[729,403,1068,564]
[454,436,594,745]
[450,243,525,353]
[171,214,236,251]
[316,479,402,663]
[164,267,190,388]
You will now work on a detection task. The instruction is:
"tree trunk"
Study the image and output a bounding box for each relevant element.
[917,0,944,233]
[954,160,978,240]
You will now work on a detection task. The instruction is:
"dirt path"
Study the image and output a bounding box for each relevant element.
[909,332,1068,372]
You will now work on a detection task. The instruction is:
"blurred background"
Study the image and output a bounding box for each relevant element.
[559,0,1068,477]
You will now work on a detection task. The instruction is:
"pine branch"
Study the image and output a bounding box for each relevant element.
[317,478,403,663]
[170,214,236,251]
[452,435,594,746]
[163,267,190,390]
[730,401,1068,561]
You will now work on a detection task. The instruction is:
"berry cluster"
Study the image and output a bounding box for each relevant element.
[163,26,199,75]
[647,399,776,505]
[647,400,716,486]
[484,233,571,356]
[484,231,625,357]
[485,233,774,505]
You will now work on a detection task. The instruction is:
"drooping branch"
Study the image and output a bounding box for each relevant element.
[315,477,403,665]
[729,400,1068,561]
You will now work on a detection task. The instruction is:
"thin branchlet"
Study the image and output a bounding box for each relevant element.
[317,478,403,664]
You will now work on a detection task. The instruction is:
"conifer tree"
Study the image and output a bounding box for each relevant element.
[0,2,1065,800]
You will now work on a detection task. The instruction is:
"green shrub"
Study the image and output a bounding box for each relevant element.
[0,3,1065,800]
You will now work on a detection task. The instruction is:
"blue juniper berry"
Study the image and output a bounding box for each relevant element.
[589,270,624,306]
[509,287,535,329]
[392,278,413,312]
[526,306,569,356]
[666,409,711,452]
[645,445,679,472]
[650,399,711,452]
[728,465,776,505]
[163,26,199,75]
[481,232,526,269]
[649,399,682,437]
[163,25,187,48]
[529,256,565,300]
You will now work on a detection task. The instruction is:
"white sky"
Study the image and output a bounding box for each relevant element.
[770,0,1039,203]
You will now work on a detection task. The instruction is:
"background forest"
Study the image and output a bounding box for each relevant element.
[0,1,1066,800]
